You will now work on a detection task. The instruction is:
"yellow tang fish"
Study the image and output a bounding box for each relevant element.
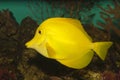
[25,17,113,69]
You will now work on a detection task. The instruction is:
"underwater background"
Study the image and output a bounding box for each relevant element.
[0,0,115,27]
[0,0,120,80]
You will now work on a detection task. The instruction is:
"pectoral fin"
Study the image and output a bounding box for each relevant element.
[46,43,56,58]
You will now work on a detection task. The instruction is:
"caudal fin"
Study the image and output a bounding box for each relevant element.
[92,42,113,60]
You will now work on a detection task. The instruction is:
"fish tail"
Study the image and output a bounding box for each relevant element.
[92,42,113,60]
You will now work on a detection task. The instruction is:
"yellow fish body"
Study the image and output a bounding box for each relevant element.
[25,18,113,69]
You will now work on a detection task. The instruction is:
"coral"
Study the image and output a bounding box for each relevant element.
[27,0,99,22]
[101,70,120,80]
[0,68,16,80]
[116,71,120,80]
[101,71,116,80]
[0,9,24,80]
[98,0,120,38]
[0,9,18,39]
[0,10,19,65]
[27,0,81,20]
[96,0,120,72]
[0,65,23,80]
[19,16,38,45]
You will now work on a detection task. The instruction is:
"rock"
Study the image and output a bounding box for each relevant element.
[0,9,18,39]
[0,10,19,65]
[19,16,38,45]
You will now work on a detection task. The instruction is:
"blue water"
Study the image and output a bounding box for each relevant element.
[0,0,114,28]
[0,1,34,24]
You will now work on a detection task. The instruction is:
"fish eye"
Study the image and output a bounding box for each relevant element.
[38,30,41,34]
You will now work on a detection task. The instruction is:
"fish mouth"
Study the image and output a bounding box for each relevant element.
[25,40,50,58]
[25,41,33,48]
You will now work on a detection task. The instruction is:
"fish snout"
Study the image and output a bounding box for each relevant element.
[25,41,33,48]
